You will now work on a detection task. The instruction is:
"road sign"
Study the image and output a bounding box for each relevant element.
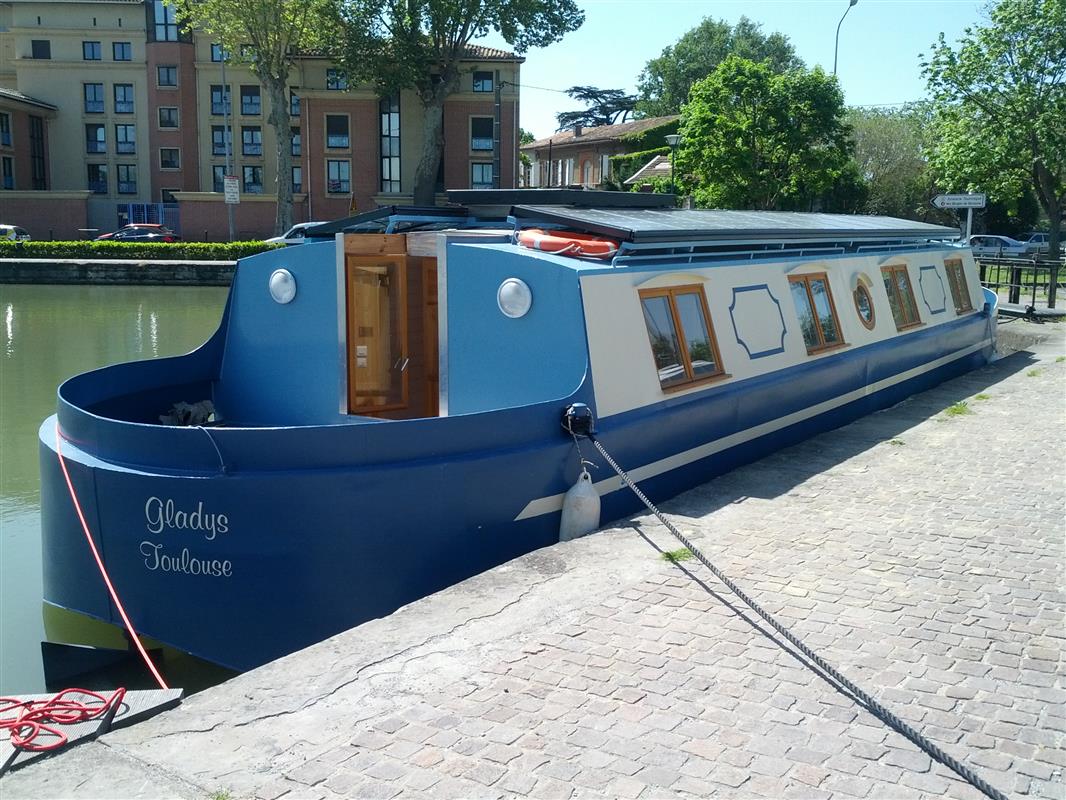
[223,176,240,205]
[932,193,986,210]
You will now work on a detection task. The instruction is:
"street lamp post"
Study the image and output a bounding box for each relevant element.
[664,133,681,200]
[833,0,859,76]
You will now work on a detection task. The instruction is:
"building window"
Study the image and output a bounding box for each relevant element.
[854,283,876,330]
[212,165,226,193]
[210,43,224,62]
[83,41,101,60]
[881,264,922,330]
[113,42,132,61]
[84,83,104,113]
[789,273,845,353]
[211,125,231,156]
[289,91,300,117]
[158,107,178,128]
[471,117,493,151]
[242,165,263,194]
[326,159,350,193]
[292,165,302,193]
[326,69,347,90]
[151,0,179,42]
[291,127,301,156]
[0,113,11,147]
[473,71,493,92]
[2,156,13,190]
[325,114,349,148]
[85,123,106,154]
[240,85,260,115]
[210,85,230,116]
[944,259,973,314]
[380,94,400,193]
[241,126,262,156]
[157,65,177,87]
[117,164,137,194]
[639,285,726,390]
[87,163,108,194]
[160,148,180,169]
[29,116,46,189]
[471,162,493,189]
[115,124,136,154]
[31,40,51,59]
[114,84,134,114]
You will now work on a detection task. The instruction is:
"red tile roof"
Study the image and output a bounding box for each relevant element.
[523,116,678,150]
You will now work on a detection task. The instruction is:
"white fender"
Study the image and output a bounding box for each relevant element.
[559,468,601,541]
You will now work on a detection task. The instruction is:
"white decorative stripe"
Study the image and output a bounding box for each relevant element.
[515,339,991,521]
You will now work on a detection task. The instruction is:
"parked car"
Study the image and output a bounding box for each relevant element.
[1020,232,1051,254]
[264,221,329,245]
[96,224,181,243]
[965,234,1028,258]
[0,224,31,241]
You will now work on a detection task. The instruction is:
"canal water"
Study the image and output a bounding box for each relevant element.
[0,283,231,694]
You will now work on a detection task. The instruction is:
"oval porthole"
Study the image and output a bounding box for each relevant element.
[854,283,875,330]
[269,269,297,304]
[497,277,532,318]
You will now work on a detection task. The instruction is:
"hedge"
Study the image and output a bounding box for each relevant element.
[0,241,284,261]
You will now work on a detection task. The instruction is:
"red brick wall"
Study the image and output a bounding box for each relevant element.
[303,96,377,218]
[0,194,88,239]
[146,41,200,200]
[178,196,307,241]
[441,99,517,190]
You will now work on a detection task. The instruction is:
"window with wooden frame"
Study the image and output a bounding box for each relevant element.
[881,264,922,329]
[944,258,973,314]
[789,273,845,353]
[639,285,726,391]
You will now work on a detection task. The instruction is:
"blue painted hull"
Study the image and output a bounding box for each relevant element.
[38,308,993,672]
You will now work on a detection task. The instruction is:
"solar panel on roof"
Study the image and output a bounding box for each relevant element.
[511,206,960,244]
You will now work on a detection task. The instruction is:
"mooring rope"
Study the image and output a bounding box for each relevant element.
[586,433,1009,800]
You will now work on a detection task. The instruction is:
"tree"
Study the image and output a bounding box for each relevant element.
[636,16,802,118]
[677,56,853,211]
[847,104,931,219]
[173,0,337,235]
[337,0,583,205]
[555,86,636,131]
[923,0,1066,258]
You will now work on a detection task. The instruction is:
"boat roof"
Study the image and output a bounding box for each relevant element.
[305,206,470,238]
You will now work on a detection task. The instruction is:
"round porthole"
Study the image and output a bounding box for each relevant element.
[497,277,532,318]
[269,269,297,304]
[854,283,875,329]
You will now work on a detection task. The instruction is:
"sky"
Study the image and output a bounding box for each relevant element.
[480,0,990,139]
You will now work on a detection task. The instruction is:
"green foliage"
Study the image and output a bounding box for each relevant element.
[0,241,281,260]
[975,393,992,400]
[555,86,636,131]
[519,127,536,145]
[336,0,583,203]
[678,57,852,211]
[847,104,934,220]
[660,548,693,563]
[923,0,1066,258]
[607,147,670,187]
[619,119,679,151]
[1027,368,1043,377]
[636,16,802,118]
[945,401,973,416]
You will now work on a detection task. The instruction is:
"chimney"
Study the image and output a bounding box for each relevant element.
[574,124,582,137]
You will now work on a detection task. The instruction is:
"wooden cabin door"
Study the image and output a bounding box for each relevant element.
[345,256,408,414]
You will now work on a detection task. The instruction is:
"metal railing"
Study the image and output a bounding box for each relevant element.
[978,256,1064,309]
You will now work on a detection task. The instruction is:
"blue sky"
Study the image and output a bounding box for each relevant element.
[485,0,989,139]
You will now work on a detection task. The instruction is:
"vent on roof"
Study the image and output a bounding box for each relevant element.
[574,124,582,137]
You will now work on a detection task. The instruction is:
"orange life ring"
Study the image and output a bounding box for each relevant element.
[517,229,619,260]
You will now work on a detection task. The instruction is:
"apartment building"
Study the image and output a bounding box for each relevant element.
[0,0,522,239]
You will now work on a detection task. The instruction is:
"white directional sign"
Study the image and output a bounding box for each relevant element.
[932,193,986,209]
[223,175,240,205]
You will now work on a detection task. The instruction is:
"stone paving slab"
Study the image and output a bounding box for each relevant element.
[5,325,1065,800]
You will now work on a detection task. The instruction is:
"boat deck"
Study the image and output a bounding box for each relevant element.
[8,321,1063,800]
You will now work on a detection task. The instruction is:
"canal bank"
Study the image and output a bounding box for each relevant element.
[0,259,235,286]
[4,324,1064,800]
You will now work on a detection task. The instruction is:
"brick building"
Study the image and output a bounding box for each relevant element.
[0,0,522,240]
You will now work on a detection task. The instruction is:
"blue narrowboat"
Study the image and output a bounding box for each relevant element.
[38,191,997,671]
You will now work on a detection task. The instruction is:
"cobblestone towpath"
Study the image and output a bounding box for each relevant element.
[6,324,1065,800]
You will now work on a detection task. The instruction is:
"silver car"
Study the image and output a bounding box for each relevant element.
[264,221,329,245]
[0,224,31,242]
[965,235,1029,258]
[1020,232,1050,254]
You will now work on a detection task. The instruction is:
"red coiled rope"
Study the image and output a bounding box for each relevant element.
[54,423,169,691]
[0,688,126,752]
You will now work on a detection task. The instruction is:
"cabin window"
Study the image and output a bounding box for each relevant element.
[944,258,973,314]
[639,285,725,391]
[854,284,876,330]
[881,264,922,329]
[789,273,845,353]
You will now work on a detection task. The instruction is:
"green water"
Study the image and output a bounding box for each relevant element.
[0,283,229,694]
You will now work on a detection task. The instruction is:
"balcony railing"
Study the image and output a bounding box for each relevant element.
[115,101,134,114]
[471,137,493,151]
[242,143,262,156]
[116,142,135,154]
[84,101,104,113]
[326,135,349,148]
[117,181,137,194]
[86,141,106,153]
